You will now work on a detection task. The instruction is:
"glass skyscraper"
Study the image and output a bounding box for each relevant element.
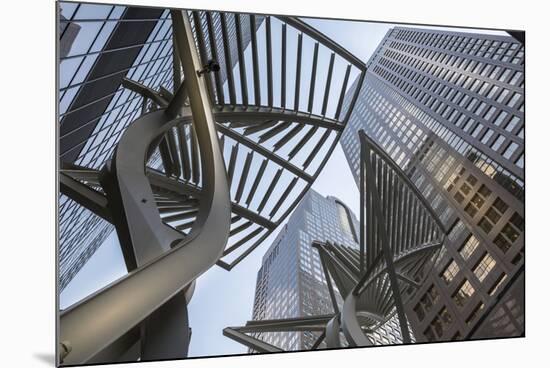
[340,27,524,342]
[250,189,407,350]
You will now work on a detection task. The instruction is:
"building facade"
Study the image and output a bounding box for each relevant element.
[250,189,407,350]
[340,27,524,342]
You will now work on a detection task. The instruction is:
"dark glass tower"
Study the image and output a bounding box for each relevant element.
[340,27,524,342]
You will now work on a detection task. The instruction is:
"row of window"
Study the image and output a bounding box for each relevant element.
[391,28,523,64]
[373,58,524,170]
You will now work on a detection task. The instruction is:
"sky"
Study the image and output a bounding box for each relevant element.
[59,15,507,357]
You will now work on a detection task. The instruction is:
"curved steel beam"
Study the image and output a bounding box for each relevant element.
[325,315,342,348]
[59,11,231,365]
[215,105,345,131]
[341,292,373,347]
[276,16,366,70]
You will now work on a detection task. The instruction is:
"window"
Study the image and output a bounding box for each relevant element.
[453,279,475,307]
[460,183,472,195]
[497,89,509,104]
[466,302,485,325]
[494,234,512,253]
[502,223,520,242]
[427,307,454,339]
[414,303,425,321]
[454,192,465,204]
[478,184,492,198]
[448,220,466,242]
[503,142,519,159]
[494,111,508,127]
[510,212,524,231]
[507,92,521,108]
[479,217,493,234]
[491,135,506,151]
[489,273,508,296]
[473,253,496,282]
[465,203,477,217]
[459,235,479,260]
[466,174,478,186]
[441,260,460,284]
[493,197,509,213]
[486,207,502,223]
[471,193,485,209]
[505,116,521,132]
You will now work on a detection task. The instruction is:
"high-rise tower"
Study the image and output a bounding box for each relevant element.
[339,27,524,342]
[250,189,407,350]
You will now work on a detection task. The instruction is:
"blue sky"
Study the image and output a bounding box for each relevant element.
[60,16,507,357]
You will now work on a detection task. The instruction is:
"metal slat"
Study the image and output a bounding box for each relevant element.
[281,23,287,108]
[220,13,236,105]
[359,140,365,274]
[245,158,268,206]
[158,137,174,176]
[191,11,214,101]
[276,16,366,69]
[217,230,271,269]
[219,134,225,156]
[171,23,182,92]
[229,221,253,237]
[265,16,273,107]
[390,173,399,256]
[294,33,303,111]
[375,155,383,257]
[273,123,305,152]
[381,163,389,249]
[227,144,239,186]
[288,126,318,160]
[218,124,313,182]
[243,120,277,136]
[223,227,264,256]
[321,53,335,116]
[303,129,331,169]
[205,12,224,104]
[190,124,200,184]
[258,121,292,144]
[162,209,199,223]
[307,43,319,113]
[166,128,181,178]
[257,168,283,213]
[335,65,351,120]
[232,203,277,230]
[234,14,249,106]
[175,221,194,232]
[269,177,298,218]
[235,151,253,202]
[395,180,405,257]
[249,15,261,106]
[157,204,195,214]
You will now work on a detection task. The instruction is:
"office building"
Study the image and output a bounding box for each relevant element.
[339,27,524,341]
[250,189,407,350]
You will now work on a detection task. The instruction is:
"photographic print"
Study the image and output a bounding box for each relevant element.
[57,1,525,366]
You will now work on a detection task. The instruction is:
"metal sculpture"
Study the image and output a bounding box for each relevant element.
[224,131,446,351]
[58,8,365,365]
